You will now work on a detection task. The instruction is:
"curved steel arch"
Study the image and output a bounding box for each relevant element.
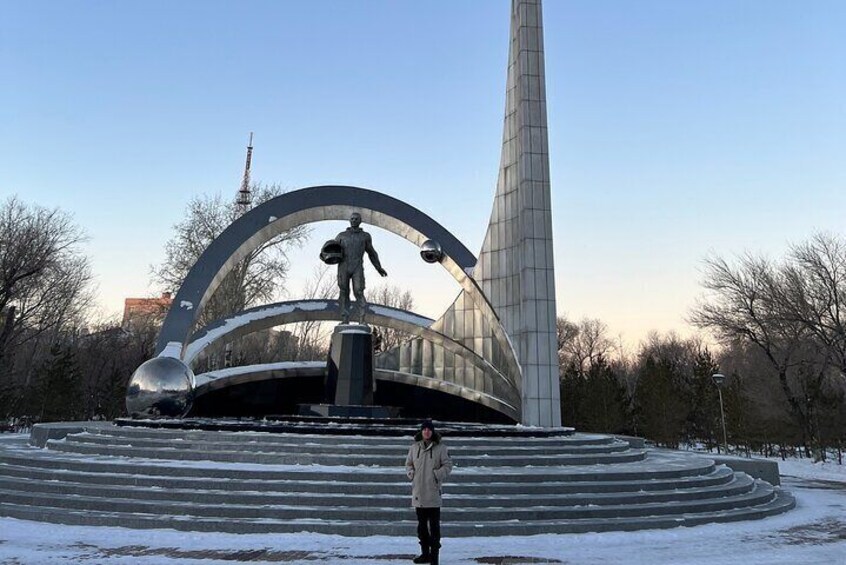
[155,185,521,390]
[184,299,520,407]
[186,300,432,365]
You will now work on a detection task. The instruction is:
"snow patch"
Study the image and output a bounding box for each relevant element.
[157,342,183,359]
[184,301,331,363]
[368,305,433,326]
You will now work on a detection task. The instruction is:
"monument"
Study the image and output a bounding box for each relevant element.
[125,0,560,427]
[299,212,391,417]
[8,0,794,539]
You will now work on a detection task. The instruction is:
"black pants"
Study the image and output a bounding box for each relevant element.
[416,507,441,550]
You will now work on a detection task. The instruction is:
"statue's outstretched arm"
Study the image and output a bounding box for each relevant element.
[365,234,388,277]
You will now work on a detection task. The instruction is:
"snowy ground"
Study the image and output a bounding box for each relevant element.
[1,458,844,565]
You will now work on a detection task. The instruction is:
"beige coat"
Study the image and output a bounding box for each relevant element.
[405,431,453,508]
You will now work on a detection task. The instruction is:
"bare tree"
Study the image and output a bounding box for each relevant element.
[0,197,92,372]
[557,315,613,375]
[556,316,578,361]
[691,238,844,455]
[288,265,336,361]
[151,184,309,328]
[782,233,846,375]
[717,339,801,455]
[366,284,415,352]
[0,197,93,419]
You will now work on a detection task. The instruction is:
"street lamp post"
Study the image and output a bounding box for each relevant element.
[711,373,728,454]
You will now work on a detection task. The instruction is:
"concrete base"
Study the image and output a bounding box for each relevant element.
[713,455,782,485]
[29,423,87,448]
[613,435,646,449]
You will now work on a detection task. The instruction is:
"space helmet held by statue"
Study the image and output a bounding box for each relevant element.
[319,240,345,265]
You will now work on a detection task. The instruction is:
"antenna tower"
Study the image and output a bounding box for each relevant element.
[236,132,254,213]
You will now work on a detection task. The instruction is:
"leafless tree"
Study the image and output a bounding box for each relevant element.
[151,184,309,328]
[0,197,94,419]
[75,314,158,419]
[782,233,846,375]
[0,197,92,375]
[556,316,578,359]
[691,236,846,455]
[366,284,415,352]
[556,315,614,375]
[288,265,336,361]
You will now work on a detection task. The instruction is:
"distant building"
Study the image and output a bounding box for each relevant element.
[122,292,172,329]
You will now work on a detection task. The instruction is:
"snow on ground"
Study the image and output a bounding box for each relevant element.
[776,457,846,483]
[0,458,844,564]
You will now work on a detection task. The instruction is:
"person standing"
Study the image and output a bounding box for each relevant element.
[405,419,453,565]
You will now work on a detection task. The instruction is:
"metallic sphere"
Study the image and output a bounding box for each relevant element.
[319,239,345,265]
[126,357,195,418]
[420,239,444,263]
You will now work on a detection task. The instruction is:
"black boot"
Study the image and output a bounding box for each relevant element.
[412,543,431,564]
[430,547,439,565]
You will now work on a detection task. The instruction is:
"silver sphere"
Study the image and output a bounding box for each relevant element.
[420,239,444,263]
[126,357,194,418]
[319,239,345,265]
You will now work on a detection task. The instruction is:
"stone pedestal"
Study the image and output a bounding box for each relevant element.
[325,324,374,405]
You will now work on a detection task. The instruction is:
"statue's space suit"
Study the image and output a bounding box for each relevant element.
[334,216,386,323]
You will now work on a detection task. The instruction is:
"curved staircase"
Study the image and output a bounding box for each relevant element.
[0,421,794,535]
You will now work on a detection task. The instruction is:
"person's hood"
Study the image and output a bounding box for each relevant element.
[413,430,442,443]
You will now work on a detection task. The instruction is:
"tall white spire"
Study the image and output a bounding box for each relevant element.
[473,0,559,426]
[383,0,559,426]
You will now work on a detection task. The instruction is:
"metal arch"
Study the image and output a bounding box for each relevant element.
[374,369,519,422]
[155,185,522,389]
[194,361,326,394]
[184,299,520,406]
[192,362,519,422]
[186,300,432,366]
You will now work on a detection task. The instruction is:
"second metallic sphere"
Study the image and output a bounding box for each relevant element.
[420,240,444,263]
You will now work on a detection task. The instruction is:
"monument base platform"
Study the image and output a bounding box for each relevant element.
[4,421,794,536]
[113,416,574,437]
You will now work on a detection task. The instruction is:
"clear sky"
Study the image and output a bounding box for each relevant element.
[2,1,844,348]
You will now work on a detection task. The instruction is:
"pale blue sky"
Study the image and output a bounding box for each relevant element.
[2,1,844,346]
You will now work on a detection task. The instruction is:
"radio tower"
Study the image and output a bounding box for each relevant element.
[236,132,254,214]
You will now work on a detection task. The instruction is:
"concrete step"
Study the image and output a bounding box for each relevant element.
[0,471,755,508]
[88,424,617,447]
[0,488,795,536]
[0,426,795,536]
[64,431,632,456]
[44,439,648,467]
[0,448,714,484]
[0,460,736,495]
[0,479,777,522]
